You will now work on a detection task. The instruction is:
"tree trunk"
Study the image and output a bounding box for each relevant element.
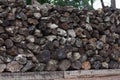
[111,0,116,9]
[100,0,105,8]
[90,0,94,9]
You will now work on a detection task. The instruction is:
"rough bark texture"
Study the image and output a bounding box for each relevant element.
[111,0,116,9]
[100,0,105,8]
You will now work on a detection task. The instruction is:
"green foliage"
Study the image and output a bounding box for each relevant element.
[26,0,96,9]
[37,0,50,4]
[26,0,32,5]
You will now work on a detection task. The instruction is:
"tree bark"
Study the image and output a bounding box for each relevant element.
[111,0,116,9]
[90,0,94,9]
[100,0,105,8]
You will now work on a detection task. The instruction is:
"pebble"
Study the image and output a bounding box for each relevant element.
[28,26,35,34]
[0,64,6,72]
[46,35,57,41]
[53,40,60,48]
[96,41,104,49]
[15,54,27,65]
[73,52,81,61]
[67,37,76,44]
[17,48,25,54]
[37,38,46,45]
[66,52,72,60]
[5,39,13,48]
[0,27,4,33]
[80,55,87,62]
[58,59,71,71]
[99,50,108,57]
[0,58,4,64]
[88,38,97,49]
[109,61,119,69]
[27,18,38,25]
[37,50,51,63]
[59,37,67,44]
[116,26,120,34]
[34,29,42,37]
[34,12,41,19]
[21,60,34,72]
[45,59,58,71]
[26,35,35,43]
[89,57,96,64]
[55,49,66,60]
[47,23,58,29]
[41,17,51,20]
[110,50,120,61]
[18,28,29,36]
[0,33,8,40]
[60,23,69,30]
[100,35,106,43]
[85,24,93,31]
[27,43,35,50]
[92,61,101,69]
[104,16,110,22]
[34,63,46,71]
[13,35,25,43]
[75,38,82,47]
[71,60,81,70]
[86,50,94,57]
[8,13,15,20]
[3,55,13,63]
[60,17,68,22]
[82,61,91,70]
[75,27,84,37]
[16,12,27,20]
[33,45,41,54]
[94,55,104,62]
[0,46,6,53]
[67,29,76,37]
[6,61,23,72]
[0,38,4,46]
[57,28,67,36]
[102,62,109,69]
[92,30,99,38]
[7,46,18,56]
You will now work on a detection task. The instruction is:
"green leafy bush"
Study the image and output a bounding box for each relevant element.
[26,0,95,9]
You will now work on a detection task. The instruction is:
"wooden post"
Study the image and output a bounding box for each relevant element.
[100,0,105,8]
[111,0,116,9]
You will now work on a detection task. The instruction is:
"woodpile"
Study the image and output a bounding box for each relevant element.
[0,0,120,72]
